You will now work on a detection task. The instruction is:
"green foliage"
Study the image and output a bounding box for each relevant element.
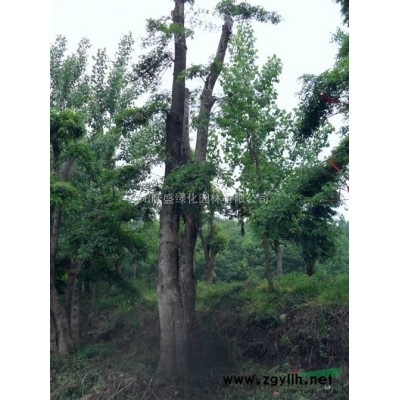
[102,164,144,191]
[50,35,163,318]
[50,36,91,110]
[252,191,301,241]
[146,18,194,40]
[164,161,216,200]
[295,27,348,139]
[51,3,349,396]
[198,271,348,319]
[51,181,79,206]
[59,141,94,170]
[320,219,349,274]
[217,23,290,194]
[178,63,211,82]
[195,212,348,282]
[50,109,86,146]
[216,0,281,24]
[334,0,349,25]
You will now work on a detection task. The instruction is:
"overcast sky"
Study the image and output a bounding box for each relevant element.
[51,0,344,111]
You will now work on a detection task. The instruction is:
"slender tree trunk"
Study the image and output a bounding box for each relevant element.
[199,227,211,283]
[133,264,137,280]
[262,237,274,291]
[199,223,216,283]
[81,279,92,337]
[50,159,78,355]
[194,16,233,163]
[274,240,283,277]
[67,260,83,347]
[51,284,75,354]
[207,253,216,283]
[306,261,315,276]
[50,205,76,354]
[181,88,191,163]
[50,312,58,354]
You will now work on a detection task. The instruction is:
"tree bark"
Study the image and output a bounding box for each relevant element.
[274,240,283,277]
[206,253,216,284]
[81,279,92,338]
[50,280,75,355]
[199,223,216,283]
[194,16,233,163]
[262,237,275,291]
[67,260,83,347]
[157,0,188,378]
[50,205,76,355]
[181,88,191,163]
[178,214,197,367]
[157,201,185,375]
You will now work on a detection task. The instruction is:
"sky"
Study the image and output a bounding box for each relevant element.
[51,0,344,112]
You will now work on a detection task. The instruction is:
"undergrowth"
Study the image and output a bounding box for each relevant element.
[51,273,348,399]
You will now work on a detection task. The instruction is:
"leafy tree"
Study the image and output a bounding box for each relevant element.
[290,0,349,273]
[216,23,285,291]
[50,35,162,355]
[253,136,349,275]
[216,23,331,288]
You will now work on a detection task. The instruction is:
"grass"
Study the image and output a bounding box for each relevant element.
[51,273,349,399]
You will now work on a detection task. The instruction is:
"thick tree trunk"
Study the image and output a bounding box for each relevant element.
[274,240,283,277]
[262,237,275,291]
[157,0,188,378]
[157,6,233,378]
[157,202,185,375]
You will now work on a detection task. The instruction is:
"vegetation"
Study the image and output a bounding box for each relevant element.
[51,271,348,399]
[50,0,349,398]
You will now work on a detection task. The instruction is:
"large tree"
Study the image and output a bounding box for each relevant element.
[155,0,280,377]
